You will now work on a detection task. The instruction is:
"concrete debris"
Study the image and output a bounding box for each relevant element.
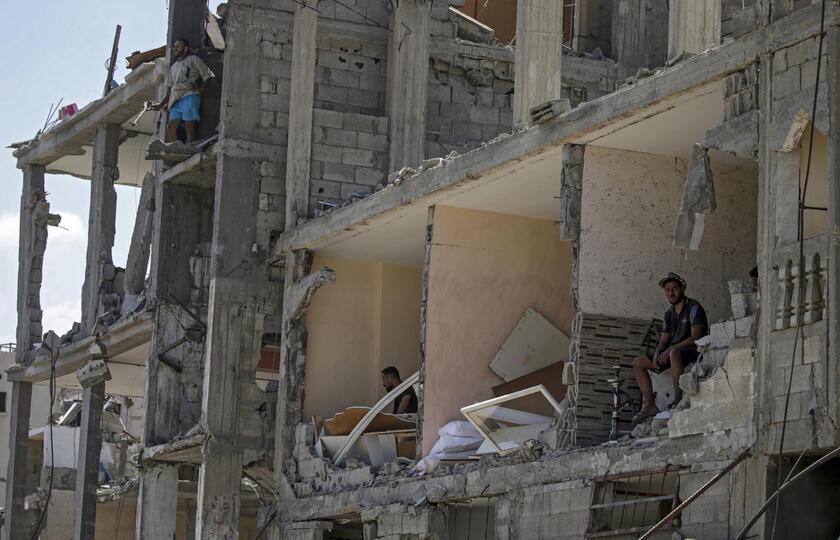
[76,358,112,388]
[673,144,715,250]
[779,108,810,152]
[387,166,418,185]
[145,139,197,161]
[583,47,606,60]
[448,6,495,44]
[666,51,696,67]
[630,422,652,438]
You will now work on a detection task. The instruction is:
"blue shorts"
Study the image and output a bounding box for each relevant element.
[169,94,201,122]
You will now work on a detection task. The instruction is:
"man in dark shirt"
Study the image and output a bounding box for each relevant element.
[632,273,708,422]
[381,366,418,414]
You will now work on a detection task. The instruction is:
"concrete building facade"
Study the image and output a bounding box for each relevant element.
[6,0,840,538]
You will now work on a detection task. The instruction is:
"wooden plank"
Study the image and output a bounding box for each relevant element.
[323,407,417,436]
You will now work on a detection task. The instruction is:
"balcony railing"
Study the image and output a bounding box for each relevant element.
[773,234,827,330]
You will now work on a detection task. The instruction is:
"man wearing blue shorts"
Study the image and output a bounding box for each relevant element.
[152,38,214,144]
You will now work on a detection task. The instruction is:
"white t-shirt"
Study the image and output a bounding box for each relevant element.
[165,55,214,107]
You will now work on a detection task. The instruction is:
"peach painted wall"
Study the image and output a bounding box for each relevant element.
[422,206,574,455]
[578,146,758,323]
[303,255,422,420]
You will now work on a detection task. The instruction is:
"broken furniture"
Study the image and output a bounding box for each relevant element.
[461,384,562,455]
[318,371,419,467]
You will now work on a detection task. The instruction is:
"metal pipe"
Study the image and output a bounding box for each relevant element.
[639,448,751,540]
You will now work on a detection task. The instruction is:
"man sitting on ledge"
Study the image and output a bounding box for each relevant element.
[632,272,708,423]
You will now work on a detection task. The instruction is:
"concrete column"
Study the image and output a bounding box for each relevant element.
[387,0,431,171]
[826,26,840,441]
[668,0,721,60]
[611,0,669,69]
[73,382,105,540]
[16,164,47,355]
[7,163,48,538]
[81,124,119,335]
[124,173,156,296]
[167,0,206,55]
[285,0,318,227]
[573,0,612,55]
[4,381,35,539]
[196,153,269,537]
[274,250,309,500]
[558,145,585,241]
[135,464,178,539]
[513,0,564,125]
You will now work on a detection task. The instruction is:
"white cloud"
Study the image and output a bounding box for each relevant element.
[42,299,81,336]
[0,212,18,248]
[0,211,86,251]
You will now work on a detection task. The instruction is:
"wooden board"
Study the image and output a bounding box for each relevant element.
[489,308,570,382]
[492,360,567,405]
[323,407,416,436]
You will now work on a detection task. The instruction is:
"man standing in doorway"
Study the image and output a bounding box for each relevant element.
[381,366,418,414]
[151,38,214,144]
[632,273,708,423]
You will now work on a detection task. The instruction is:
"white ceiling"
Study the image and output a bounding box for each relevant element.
[317,144,567,266]
[45,113,155,188]
[584,81,746,166]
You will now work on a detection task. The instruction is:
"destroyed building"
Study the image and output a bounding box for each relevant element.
[6,0,840,538]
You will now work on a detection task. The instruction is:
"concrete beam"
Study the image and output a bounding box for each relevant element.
[274,28,771,257]
[7,310,153,383]
[81,124,120,336]
[135,464,179,539]
[13,62,163,168]
[387,0,432,171]
[73,381,105,540]
[278,428,751,521]
[285,0,318,227]
[124,173,156,296]
[513,0,564,124]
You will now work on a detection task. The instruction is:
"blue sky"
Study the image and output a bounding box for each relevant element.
[0,2,220,344]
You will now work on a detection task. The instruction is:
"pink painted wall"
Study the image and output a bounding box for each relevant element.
[303,256,423,420]
[422,206,574,454]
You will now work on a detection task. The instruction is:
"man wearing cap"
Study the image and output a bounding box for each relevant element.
[632,273,708,423]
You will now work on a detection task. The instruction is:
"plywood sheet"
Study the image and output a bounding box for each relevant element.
[323,407,416,436]
[489,308,569,382]
[492,361,567,406]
